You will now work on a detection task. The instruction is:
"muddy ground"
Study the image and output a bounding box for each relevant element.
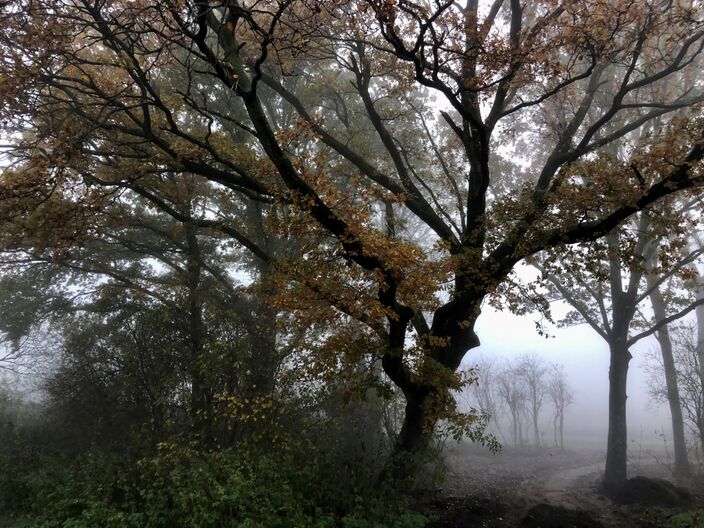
[420,442,704,527]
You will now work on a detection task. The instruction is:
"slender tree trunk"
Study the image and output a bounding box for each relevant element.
[185,223,212,446]
[246,202,279,397]
[697,288,704,438]
[518,413,524,447]
[603,337,632,494]
[533,404,540,447]
[553,413,559,448]
[648,283,691,477]
[559,411,565,450]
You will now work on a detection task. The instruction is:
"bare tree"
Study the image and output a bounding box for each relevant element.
[496,362,527,448]
[462,358,507,444]
[547,364,574,451]
[518,354,548,447]
[646,276,691,476]
[646,322,704,466]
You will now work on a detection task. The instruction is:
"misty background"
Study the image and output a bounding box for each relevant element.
[466,301,676,451]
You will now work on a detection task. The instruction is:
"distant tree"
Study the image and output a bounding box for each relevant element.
[517,353,548,447]
[645,267,691,477]
[0,184,288,449]
[646,322,704,464]
[547,364,574,450]
[462,357,507,444]
[496,361,528,448]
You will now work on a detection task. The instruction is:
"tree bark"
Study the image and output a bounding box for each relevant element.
[395,391,433,453]
[696,287,704,456]
[380,389,435,483]
[185,223,212,446]
[648,283,691,477]
[248,263,278,396]
[603,337,632,494]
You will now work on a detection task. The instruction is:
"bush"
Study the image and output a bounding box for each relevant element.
[668,511,704,528]
[0,444,428,528]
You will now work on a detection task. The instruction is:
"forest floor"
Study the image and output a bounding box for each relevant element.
[421,442,704,527]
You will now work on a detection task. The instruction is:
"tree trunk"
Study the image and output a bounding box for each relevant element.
[697,288,704,440]
[381,390,434,483]
[533,405,540,447]
[382,297,483,480]
[559,411,565,451]
[648,284,691,477]
[245,200,281,398]
[603,337,632,494]
[696,290,704,459]
[248,265,278,396]
[395,392,433,453]
[554,413,559,448]
[185,223,212,447]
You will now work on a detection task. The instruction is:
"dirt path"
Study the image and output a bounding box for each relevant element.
[433,443,703,527]
[442,443,606,499]
[427,444,609,526]
[517,457,605,505]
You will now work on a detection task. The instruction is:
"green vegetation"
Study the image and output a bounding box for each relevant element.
[0,393,429,528]
[667,511,704,528]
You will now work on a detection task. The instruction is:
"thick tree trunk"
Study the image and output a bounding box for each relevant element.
[649,284,690,477]
[381,390,434,483]
[559,411,565,450]
[603,337,632,494]
[383,299,483,480]
[395,392,433,453]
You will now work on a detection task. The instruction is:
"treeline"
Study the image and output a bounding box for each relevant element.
[462,354,573,450]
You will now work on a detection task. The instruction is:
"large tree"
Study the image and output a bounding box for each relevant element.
[1,0,704,480]
[535,209,704,490]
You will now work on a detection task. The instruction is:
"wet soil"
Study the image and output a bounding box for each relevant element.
[421,443,704,527]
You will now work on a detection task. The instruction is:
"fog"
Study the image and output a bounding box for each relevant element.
[469,305,674,451]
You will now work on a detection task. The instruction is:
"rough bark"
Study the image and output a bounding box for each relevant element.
[603,336,632,494]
